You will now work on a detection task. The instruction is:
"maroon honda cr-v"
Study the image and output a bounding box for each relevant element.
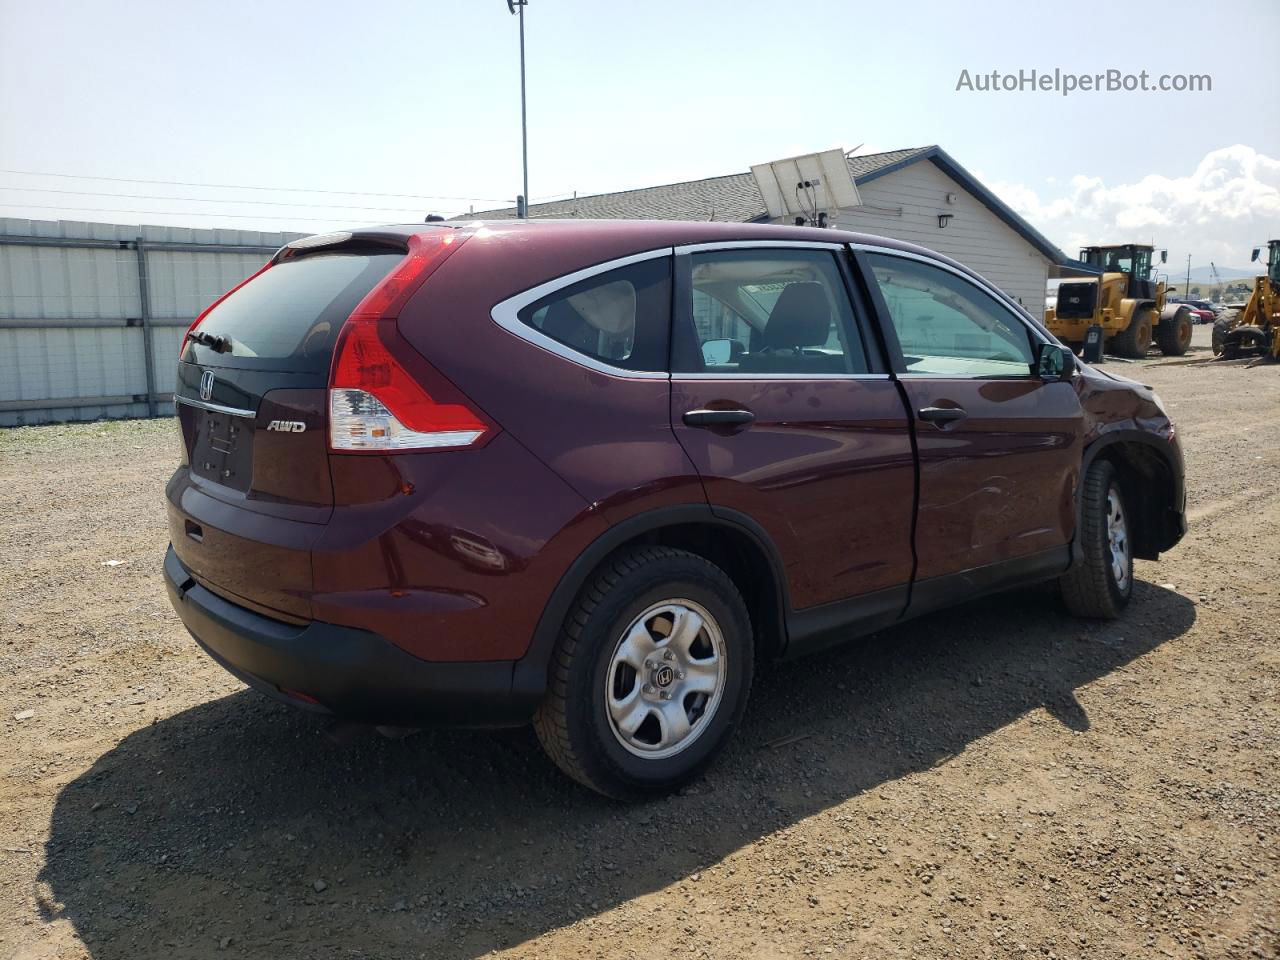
[165,220,1185,799]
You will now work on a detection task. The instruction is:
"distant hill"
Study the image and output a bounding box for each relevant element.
[1170,265,1257,282]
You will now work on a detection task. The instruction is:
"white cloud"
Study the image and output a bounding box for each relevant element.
[989,145,1280,269]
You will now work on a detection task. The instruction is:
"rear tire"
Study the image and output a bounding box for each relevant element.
[1060,460,1133,619]
[1111,310,1153,359]
[1156,308,1192,356]
[533,546,754,801]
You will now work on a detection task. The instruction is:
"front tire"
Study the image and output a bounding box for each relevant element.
[1156,308,1193,356]
[1060,460,1133,619]
[533,546,754,801]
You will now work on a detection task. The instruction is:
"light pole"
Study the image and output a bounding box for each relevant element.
[508,0,529,217]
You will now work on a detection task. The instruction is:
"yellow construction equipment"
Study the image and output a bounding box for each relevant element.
[1212,240,1280,361]
[1046,244,1193,358]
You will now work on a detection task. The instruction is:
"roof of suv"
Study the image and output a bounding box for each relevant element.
[346,219,1003,309]
[354,218,936,261]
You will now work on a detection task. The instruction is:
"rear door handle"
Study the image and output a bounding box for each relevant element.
[683,408,755,427]
[917,406,967,426]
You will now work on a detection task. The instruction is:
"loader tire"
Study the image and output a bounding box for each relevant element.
[1111,309,1153,359]
[1156,308,1192,356]
[1212,316,1237,358]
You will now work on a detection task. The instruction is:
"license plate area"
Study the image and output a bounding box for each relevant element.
[191,411,255,493]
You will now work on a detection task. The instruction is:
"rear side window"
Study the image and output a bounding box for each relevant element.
[675,248,868,375]
[183,249,403,372]
[517,257,671,373]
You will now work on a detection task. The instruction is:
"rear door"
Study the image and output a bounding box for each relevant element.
[170,240,409,617]
[855,247,1084,594]
[669,242,916,629]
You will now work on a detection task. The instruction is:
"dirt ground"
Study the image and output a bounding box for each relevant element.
[2,326,1277,960]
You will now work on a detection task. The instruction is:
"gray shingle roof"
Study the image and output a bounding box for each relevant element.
[454,147,932,223]
[450,144,1071,266]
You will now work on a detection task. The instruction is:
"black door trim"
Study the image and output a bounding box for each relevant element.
[906,546,1070,619]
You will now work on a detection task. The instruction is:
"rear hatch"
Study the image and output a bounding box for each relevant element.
[170,235,414,618]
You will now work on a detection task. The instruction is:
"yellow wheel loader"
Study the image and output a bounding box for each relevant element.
[1212,240,1280,361]
[1045,244,1193,359]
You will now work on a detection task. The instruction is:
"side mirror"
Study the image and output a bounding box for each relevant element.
[1037,342,1077,381]
[1161,250,1168,264]
[1252,247,1261,262]
[701,338,734,366]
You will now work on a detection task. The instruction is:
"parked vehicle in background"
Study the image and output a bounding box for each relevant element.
[1213,240,1280,360]
[1046,244,1194,357]
[164,220,1186,800]
[1169,298,1218,323]
[1185,304,1216,325]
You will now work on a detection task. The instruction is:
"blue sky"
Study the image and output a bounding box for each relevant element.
[2,0,1277,267]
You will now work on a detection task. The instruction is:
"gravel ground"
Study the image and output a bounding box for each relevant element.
[1,327,1277,960]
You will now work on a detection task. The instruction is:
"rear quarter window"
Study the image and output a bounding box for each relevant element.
[182,248,403,372]
[516,257,671,373]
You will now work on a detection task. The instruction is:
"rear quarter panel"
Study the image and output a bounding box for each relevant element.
[315,432,607,661]
[397,228,707,522]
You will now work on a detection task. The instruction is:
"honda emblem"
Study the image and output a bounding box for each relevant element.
[199,370,215,401]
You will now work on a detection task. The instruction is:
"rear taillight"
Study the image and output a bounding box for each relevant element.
[328,232,492,453]
[180,262,271,357]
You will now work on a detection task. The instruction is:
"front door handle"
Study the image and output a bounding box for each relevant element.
[917,405,967,426]
[683,408,755,427]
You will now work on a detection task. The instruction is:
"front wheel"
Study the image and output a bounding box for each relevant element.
[533,546,754,801]
[1156,308,1193,356]
[1060,460,1133,619]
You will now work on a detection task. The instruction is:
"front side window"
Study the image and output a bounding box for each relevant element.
[518,257,670,373]
[864,253,1035,378]
[677,249,867,374]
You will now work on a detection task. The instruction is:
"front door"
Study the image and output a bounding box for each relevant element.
[669,243,916,626]
[857,249,1085,594]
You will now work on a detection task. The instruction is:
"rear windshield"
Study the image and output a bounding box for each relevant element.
[182,248,403,372]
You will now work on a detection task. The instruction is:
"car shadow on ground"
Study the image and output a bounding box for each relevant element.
[40,580,1195,959]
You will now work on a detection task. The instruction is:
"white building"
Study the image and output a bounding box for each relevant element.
[459,145,1069,319]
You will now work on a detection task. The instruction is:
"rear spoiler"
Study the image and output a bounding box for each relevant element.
[273,227,460,265]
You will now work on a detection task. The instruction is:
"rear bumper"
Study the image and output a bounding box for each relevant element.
[164,546,539,727]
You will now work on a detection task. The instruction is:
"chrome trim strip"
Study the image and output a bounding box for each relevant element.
[672,373,892,381]
[894,372,1033,381]
[849,242,1051,345]
[675,240,847,254]
[174,395,257,419]
[489,247,673,380]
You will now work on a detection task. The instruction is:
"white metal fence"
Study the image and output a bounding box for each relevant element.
[0,219,303,427]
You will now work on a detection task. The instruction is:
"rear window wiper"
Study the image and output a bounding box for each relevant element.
[186,330,232,353]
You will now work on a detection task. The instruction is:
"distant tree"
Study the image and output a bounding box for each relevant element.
[1190,286,1201,296]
